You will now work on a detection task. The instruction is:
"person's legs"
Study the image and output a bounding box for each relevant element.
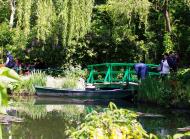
[161,74,168,80]
[140,66,147,80]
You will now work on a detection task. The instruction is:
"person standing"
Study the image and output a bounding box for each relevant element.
[5,51,15,69]
[160,53,170,78]
[168,51,177,72]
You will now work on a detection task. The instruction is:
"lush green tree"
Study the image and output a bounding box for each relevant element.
[0,0,190,67]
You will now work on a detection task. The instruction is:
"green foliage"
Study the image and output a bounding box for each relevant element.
[177,68,190,85]
[95,0,150,48]
[0,0,10,23]
[0,0,190,69]
[64,65,88,79]
[0,67,20,113]
[138,77,173,105]
[0,22,14,62]
[67,102,149,139]
[36,0,56,42]
[163,33,174,53]
[61,77,77,89]
[138,76,190,106]
[167,132,190,139]
[14,71,47,95]
[16,0,32,38]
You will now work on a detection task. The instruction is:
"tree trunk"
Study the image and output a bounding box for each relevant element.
[9,0,16,28]
[163,0,171,32]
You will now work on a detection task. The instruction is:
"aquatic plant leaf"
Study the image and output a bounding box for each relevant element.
[149,133,158,139]
[0,67,21,81]
[173,133,185,139]
[184,132,190,136]
[0,82,8,106]
[109,102,117,110]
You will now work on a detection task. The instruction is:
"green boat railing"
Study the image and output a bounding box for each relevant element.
[87,63,160,84]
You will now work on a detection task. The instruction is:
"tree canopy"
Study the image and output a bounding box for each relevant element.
[0,0,190,67]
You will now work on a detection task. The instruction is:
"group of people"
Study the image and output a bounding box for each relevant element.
[134,51,179,80]
[4,52,31,74]
[4,51,46,75]
[4,50,179,79]
[160,51,179,77]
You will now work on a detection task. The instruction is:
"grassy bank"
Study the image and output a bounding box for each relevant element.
[137,68,190,108]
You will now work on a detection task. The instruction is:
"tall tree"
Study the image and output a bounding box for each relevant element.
[9,0,16,28]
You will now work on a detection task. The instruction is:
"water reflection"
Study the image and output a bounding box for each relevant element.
[1,97,190,139]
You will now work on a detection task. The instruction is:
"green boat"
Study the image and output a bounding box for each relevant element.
[35,86,136,99]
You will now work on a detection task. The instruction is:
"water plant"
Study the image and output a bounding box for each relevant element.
[67,102,190,139]
[61,77,78,89]
[13,70,47,95]
[67,102,149,139]
[0,67,21,108]
[137,76,190,107]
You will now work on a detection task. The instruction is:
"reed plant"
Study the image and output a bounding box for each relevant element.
[46,76,78,89]
[14,71,47,95]
[137,75,190,106]
[61,77,77,89]
[137,77,174,105]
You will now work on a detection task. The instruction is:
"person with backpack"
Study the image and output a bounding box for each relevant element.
[5,51,15,69]
[167,51,177,72]
[160,53,170,79]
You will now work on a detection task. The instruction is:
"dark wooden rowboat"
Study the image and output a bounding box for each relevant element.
[35,86,136,99]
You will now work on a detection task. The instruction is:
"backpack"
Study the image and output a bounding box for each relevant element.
[167,56,177,71]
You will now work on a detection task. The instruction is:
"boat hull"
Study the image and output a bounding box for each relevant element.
[35,86,136,99]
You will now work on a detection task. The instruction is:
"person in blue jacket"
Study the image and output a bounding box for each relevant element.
[5,51,15,68]
[134,61,148,80]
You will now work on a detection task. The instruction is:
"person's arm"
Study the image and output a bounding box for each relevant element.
[5,57,10,66]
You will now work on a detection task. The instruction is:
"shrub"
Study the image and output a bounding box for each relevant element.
[67,102,149,139]
[64,65,88,79]
[177,68,190,85]
[67,102,190,139]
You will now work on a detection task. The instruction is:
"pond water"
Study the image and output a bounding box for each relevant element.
[1,97,190,139]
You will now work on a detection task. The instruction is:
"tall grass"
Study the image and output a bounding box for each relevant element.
[14,71,47,95]
[137,78,171,105]
[61,77,78,89]
[137,76,190,106]
[46,76,78,89]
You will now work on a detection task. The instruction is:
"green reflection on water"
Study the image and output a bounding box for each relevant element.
[1,98,190,139]
[2,98,87,139]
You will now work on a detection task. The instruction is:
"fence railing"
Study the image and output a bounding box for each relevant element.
[87,63,160,84]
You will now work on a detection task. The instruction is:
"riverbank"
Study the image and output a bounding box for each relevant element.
[136,69,190,109]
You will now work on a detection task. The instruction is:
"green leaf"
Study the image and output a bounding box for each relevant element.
[0,67,21,81]
[173,133,185,139]
[184,132,190,136]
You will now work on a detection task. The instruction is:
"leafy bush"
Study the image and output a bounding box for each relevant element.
[177,68,190,85]
[67,102,190,139]
[67,102,149,139]
[44,66,88,80]
[64,65,88,79]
